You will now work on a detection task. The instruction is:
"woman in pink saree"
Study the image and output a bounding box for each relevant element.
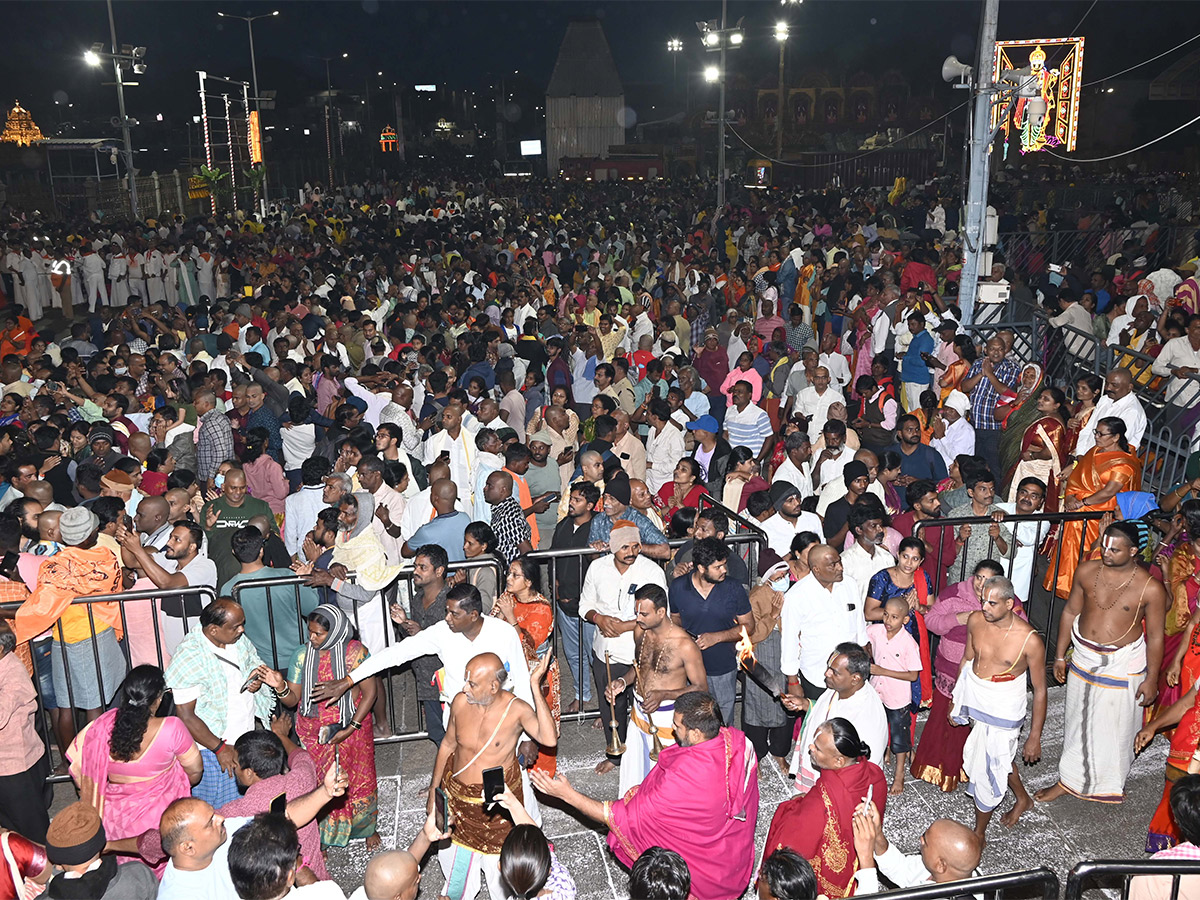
[67,666,201,862]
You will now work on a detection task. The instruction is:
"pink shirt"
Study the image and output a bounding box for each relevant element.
[866,623,921,710]
[0,651,44,776]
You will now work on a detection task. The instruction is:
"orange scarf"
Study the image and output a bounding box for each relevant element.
[14,545,123,643]
[504,468,540,546]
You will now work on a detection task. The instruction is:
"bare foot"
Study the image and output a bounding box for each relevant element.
[1034,782,1068,803]
[774,756,790,776]
[889,778,905,796]
[1001,793,1033,828]
[565,699,581,714]
[595,759,617,774]
[52,760,69,777]
[373,723,394,740]
[413,780,432,796]
[364,832,382,851]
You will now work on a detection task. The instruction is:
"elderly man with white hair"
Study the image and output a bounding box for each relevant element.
[930,390,976,470]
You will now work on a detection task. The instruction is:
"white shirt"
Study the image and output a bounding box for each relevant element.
[812,443,854,490]
[645,421,686,494]
[841,542,895,603]
[930,417,977,470]
[578,554,668,665]
[855,845,945,894]
[1152,335,1200,409]
[761,511,825,558]
[820,352,852,391]
[171,640,256,743]
[284,485,327,556]
[772,457,814,500]
[370,483,408,565]
[158,817,251,900]
[1073,392,1147,455]
[790,684,888,776]
[422,428,475,492]
[151,551,219,591]
[351,616,532,709]
[796,386,844,440]
[1049,302,1094,357]
[994,501,1046,603]
[780,571,868,685]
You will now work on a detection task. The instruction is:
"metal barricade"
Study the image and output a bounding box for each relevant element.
[914,510,1105,671]
[696,491,769,580]
[857,866,1059,900]
[1066,859,1200,900]
[0,585,217,784]
[527,528,766,723]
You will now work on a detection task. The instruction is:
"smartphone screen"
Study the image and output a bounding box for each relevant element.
[434,787,449,832]
[243,286,254,297]
[481,766,504,808]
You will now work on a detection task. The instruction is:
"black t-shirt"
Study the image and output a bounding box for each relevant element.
[667,576,752,676]
[551,515,595,615]
[824,497,852,541]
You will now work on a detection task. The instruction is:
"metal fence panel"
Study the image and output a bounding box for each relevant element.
[1066,859,1200,900]
[857,866,1059,900]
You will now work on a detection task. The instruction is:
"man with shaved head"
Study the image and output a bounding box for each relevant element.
[402,479,470,561]
[152,761,348,900]
[134,494,173,551]
[349,813,451,900]
[851,804,983,890]
[780,545,868,706]
[318,588,553,900]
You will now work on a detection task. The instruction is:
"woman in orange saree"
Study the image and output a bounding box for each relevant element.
[1044,416,1143,600]
[1006,387,1070,513]
[490,555,560,776]
[1161,510,1200,712]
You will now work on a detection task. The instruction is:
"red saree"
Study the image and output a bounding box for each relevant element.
[1007,416,1069,513]
[1147,689,1200,852]
[764,760,888,898]
[1044,447,1142,600]
[492,592,560,776]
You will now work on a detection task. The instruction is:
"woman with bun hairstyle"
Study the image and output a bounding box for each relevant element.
[762,717,887,898]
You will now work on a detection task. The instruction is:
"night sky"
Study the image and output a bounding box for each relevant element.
[1,1,1190,143]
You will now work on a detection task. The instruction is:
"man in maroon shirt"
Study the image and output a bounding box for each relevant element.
[892,479,957,594]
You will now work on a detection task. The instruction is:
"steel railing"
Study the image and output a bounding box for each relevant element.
[856,866,1059,900]
[1066,859,1200,900]
[0,585,218,783]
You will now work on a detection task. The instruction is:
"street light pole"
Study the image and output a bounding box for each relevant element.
[717,0,728,210]
[775,22,788,160]
[958,0,1000,326]
[219,11,279,209]
[106,0,138,218]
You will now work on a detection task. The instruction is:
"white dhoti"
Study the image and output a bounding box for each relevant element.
[619,692,677,796]
[951,666,1027,813]
[1056,623,1147,802]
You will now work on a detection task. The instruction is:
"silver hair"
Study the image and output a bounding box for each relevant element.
[981,575,1017,603]
[326,472,353,496]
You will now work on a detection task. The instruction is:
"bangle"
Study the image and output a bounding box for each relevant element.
[214,739,226,754]
[1055,657,1066,661]
[349,720,363,730]
[275,685,290,698]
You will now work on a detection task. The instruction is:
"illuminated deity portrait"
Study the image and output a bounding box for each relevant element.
[991,37,1084,156]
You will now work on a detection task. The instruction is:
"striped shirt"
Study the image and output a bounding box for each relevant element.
[965,357,1019,430]
[724,403,774,455]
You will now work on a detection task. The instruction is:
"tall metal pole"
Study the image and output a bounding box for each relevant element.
[958,0,1000,326]
[106,0,138,218]
[775,38,786,159]
[716,0,728,211]
[245,17,269,207]
[325,59,334,188]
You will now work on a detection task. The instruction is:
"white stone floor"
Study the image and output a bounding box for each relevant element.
[315,677,1170,899]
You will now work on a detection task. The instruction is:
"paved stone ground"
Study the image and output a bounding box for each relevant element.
[303,674,1168,899]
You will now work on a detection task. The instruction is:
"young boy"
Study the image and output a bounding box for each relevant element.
[867,595,922,794]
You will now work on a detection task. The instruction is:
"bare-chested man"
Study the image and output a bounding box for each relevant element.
[606,584,707,795]
[431,651,555,900]
[950,575,1046,838]
[1037,520,1165,804]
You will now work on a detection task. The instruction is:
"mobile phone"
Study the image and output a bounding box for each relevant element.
[318,723,337,744]
[434,787,449,832]
[244,286,254,297]
[239,673,260,693]
[541,491,560,503]
[481,766,504,809]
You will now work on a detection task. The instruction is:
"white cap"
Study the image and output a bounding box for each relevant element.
[944,390,971,416]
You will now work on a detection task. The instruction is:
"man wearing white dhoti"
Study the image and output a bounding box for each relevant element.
[950,575,1046,838]
[79,247,108,311]
[108,248,129,307]
[1038,521,1166,806]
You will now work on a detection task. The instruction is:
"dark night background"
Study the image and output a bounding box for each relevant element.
[0,1,1195,185]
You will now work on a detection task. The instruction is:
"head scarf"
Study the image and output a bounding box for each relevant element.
[299,603,355,727]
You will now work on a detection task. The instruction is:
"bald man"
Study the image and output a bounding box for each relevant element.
[852,803,983,891]
[134,494,173,551]
[402,479,471,561]
[153,763,348,900]
[32,509,62,556]
[430,650,555,900]
[557,449,605,520]
[815,448,885,517]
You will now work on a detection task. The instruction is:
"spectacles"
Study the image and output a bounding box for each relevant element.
[1094,429,1113,436]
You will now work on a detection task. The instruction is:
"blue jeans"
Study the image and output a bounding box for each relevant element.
[707,670,738,729]
[556,607,595,704]
[423,699,446,745]
[32,638,55,709]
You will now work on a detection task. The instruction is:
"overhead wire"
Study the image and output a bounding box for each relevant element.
[1082,29,1200,86]
[726,98,971,168]
[1044,111,1200,163]
[1067,0,1099,36]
